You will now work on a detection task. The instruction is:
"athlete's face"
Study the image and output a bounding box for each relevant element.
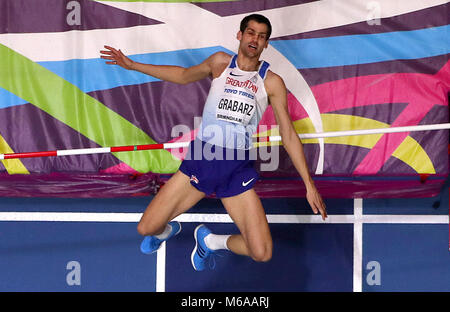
[237,20,269,58]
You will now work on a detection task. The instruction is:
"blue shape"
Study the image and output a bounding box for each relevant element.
[38,46,232,94]
[184,197,353,215]
[229,54,237,68]
[270,25,450,68]
[364,187,448,215]
[0,222,156,291]
[165,223,353,291]
[0,196,356,216]
[363,224,450,291]
[0,197,149,213]
[0,88,27,109]
[191,224,215,271]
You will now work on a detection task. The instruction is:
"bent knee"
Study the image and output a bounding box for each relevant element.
[249,244,272,262]
[137,222,164,237]
[137,222,150,236]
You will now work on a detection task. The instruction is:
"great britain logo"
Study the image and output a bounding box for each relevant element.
[225,77,258,93]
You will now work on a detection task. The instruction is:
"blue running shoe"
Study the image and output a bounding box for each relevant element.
[191,224,217,271]
[140,221,182,255]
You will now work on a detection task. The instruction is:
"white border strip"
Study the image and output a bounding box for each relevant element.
[0,212,141,222]
[0,209,447,294]
[156,242,166,293]
[362,215,449,224]
[0,212,447,224]
[353,198,363,293]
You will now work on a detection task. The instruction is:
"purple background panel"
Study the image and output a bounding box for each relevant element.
[194,0,319,17]
[0,104,119,173]
[0,0,161,34]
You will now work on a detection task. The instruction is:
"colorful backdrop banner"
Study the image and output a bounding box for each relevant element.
[0,0,448,198]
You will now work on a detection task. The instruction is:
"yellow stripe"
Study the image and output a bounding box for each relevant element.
[392,136,435,173]
[0,135,30,174]
[255,114,386,146]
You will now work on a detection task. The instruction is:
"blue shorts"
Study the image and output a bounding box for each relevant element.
[178,139,259,198]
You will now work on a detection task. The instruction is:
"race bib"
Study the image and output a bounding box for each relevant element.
[216,87,256,125]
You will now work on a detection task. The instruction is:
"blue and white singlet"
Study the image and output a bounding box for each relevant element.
[197,54,271,150]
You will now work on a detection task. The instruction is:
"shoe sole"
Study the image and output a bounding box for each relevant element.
[191,224,203,271]
[140,237,155,255]
[171,221,182,237]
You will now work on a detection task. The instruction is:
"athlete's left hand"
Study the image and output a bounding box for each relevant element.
[306,187,327,220]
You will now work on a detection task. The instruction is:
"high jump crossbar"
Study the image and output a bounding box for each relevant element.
[1,123,449,160]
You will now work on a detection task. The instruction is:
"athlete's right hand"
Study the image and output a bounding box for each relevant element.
[100,45,134,70]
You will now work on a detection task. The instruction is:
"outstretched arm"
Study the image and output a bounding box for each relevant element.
[100,45,228,85]
[265,72,327,220]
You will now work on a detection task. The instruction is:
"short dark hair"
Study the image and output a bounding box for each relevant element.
[240,14,272,40]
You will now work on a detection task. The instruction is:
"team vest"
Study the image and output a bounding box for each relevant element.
[197,54,270,150]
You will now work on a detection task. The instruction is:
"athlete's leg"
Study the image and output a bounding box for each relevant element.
[220,188,272,262]
[137,170,205,236]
